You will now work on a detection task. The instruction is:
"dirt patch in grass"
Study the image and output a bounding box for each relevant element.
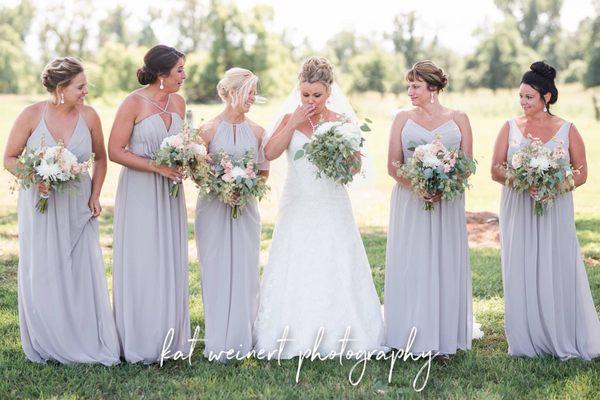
[467,212,500,248]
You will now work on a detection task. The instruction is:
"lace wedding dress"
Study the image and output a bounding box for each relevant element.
[253,130,385,359]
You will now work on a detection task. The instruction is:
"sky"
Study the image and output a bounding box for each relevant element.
[4,0,596,56]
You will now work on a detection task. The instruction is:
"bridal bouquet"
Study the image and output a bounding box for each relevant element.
[200,149,269,219]
[153,125,209,197]
[396,136,476,211]
[13,141,94,213]
[504,136,575,216]
[294,117,371,185]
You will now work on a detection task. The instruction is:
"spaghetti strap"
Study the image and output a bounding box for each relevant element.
[133,92,171,114]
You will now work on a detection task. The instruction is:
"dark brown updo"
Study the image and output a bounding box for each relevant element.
[405,60,448,92]
[40,57,84,92]
[521,61,558,113]
[137,45,185,85]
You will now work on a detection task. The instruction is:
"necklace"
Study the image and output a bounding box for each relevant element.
[307,110,327,132]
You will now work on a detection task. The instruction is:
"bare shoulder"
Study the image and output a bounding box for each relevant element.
[246,118,266,138]
[78,104,101,124]
[392,108,411,126]
[451,109,470,121]
[199,117,221,137]
[18,102,45,127]
[170,93,186,115]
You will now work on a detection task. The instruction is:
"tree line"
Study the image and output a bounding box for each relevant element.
[1,0,599,102]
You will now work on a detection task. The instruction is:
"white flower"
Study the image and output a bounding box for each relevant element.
[422,152,441,168]
[511,153,524,168]
[162,134,184,149]
[35,159,61,180]
[529,155,551,171]
[314,121,341,136]
[230,166,248,179]
[59,149,78,171]
[190,143,207,156]
[336,123,363,149]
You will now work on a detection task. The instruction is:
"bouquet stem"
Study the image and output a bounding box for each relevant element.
[422,202,434,211]
[169,181,181,198]
[231,205,240,219]
[36,196,48,213]
[533,200,545,216]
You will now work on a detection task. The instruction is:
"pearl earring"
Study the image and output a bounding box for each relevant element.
[430,92,435,104]
[543,106,547,112]
[60,93,64,104]
[159,78,164,90]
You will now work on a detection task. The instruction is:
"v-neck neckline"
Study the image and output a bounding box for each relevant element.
[42,108,81,148]
[407,118,455,133]
[513,119,567,145]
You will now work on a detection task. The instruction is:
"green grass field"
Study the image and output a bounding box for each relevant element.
[1,87,599,399]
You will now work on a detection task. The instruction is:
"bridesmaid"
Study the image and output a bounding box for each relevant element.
[108,45,190,363]
[491,61,600,360]
[384,60,474,357]
[3,57,120,364]
[194,68,268,362]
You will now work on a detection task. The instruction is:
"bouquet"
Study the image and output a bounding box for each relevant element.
[200,149,269,219]
[395,136,476,211]
[13,141,94,213]
[153,125,209,197]
[504,136,575,216]
[294,117,371,185]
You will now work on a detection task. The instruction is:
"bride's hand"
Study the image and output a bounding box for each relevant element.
[288,104,316,129]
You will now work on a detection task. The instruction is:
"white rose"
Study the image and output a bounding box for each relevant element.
[511,153,523,169]
[190,143,207,156]
[422,150,441,168]
[314,121,340,136]
[162,134,184,149]
[230,166,248,179]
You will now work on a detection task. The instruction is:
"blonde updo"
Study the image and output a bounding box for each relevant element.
[298,56,334,89]
[41,57,84,93]
[405,60,448,92]
[216,67,258,108]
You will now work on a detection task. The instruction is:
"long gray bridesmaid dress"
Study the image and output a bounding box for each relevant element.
[194,119,265,362]
[17,103,120,365]
[384,118,473,355]
[112,95,191,363]
[500,119,600,360]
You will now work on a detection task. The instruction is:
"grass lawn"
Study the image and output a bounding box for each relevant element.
[1,87,599,398]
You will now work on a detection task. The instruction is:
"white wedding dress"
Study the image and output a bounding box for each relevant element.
[253,130,385,359]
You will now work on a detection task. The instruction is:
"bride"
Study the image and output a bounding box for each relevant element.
[253,57,385,359]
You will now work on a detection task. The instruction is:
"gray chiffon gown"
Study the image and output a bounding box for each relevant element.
[112,103,191,363]
[17,103,120,365]
[384,119,473,355]
[194,120,265,361]
[500,119,600,360]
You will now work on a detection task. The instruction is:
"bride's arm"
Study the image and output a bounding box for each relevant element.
[264,104,315,161]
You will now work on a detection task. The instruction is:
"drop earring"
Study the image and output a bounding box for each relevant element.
[430,92,435,103]
[159,78,164,90]
[60,93,64,104]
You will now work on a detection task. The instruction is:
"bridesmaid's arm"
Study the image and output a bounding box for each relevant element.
[387,111,410,188]
[3,104,37,175]
[454,110,473,158]
[491,122,510,185]
[568,124,587,188]
[82,106,107,217]
[107,96,182,181]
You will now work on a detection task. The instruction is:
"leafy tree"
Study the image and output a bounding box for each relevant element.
[388,11,423,68]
